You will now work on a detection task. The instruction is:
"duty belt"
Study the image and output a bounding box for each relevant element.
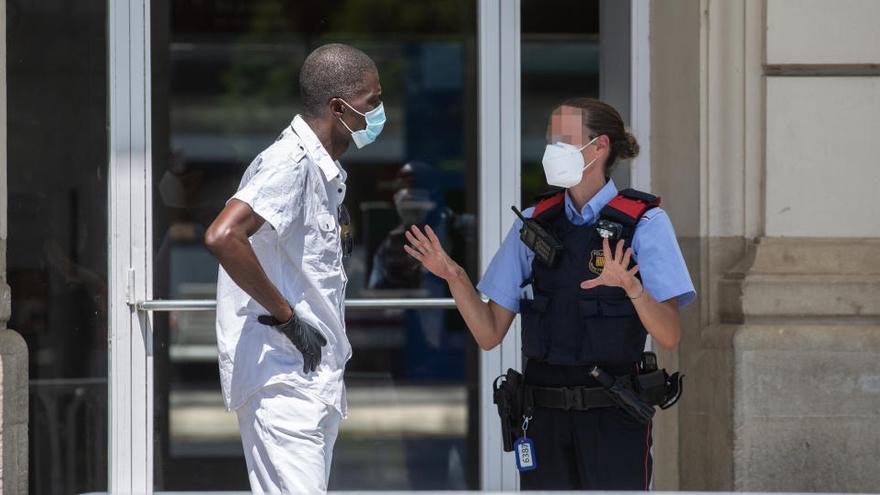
[525,384,615,411]
[492,355,684,451]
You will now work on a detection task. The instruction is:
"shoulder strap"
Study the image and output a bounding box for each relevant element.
[619,188,660,204]
[531,191,565,220]
[600,188,661,227]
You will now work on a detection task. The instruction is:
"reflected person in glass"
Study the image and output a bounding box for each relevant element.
[367,161,464,373]
[205,44,383,494]
[405,98,695,490]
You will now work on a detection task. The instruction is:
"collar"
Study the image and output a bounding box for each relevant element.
[564,179,619,225]
[291,115,343,182]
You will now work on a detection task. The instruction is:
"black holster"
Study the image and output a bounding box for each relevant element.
[492,368,526,452]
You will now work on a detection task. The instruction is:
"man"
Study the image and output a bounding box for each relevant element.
[205,43,384,494]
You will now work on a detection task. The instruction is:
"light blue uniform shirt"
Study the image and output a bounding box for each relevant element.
[476,180,696,313]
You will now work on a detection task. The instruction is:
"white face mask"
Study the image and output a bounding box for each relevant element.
[541,136,600,188]
[394,188,435,226]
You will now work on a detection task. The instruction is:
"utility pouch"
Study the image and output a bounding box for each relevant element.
[659,371,684,409]
[637,352,685,409]
[493,368,525,452]
[637,369,668,406]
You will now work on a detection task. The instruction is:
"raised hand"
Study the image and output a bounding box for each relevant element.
[580,238,644,298]
[403,225,461,281]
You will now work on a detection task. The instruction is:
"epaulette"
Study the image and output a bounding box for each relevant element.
[531,191,565,219]
[601,188,661,226]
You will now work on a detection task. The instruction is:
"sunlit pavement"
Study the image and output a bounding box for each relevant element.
[166,383,471,489]
[168,384,467,453]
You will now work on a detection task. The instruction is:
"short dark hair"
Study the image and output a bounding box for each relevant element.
[299,44,377,118]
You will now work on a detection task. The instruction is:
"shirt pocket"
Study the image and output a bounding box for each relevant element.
[317,212,337,233]
[305,210,341,271]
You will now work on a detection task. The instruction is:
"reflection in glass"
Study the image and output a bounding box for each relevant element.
[521,0,600,205]
[152,0,478,490]
[6,1,109,493]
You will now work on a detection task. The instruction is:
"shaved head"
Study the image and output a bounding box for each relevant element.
[299,44,378,118]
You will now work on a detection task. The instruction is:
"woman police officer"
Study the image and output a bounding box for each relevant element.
[404,98,695,490]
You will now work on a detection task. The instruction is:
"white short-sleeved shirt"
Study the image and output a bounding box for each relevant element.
[216,115,351,416]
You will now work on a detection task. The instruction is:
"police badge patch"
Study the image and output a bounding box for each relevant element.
[588,249,605,275]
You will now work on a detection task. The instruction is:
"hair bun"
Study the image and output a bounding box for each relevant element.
[619,130,640,160]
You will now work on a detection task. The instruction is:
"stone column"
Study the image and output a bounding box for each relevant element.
[724,240,880,491]
[0,0,30,492]
[650,0,703,489]
[653,0,880,491]
[727,1,880,490]
[0,331,28,495]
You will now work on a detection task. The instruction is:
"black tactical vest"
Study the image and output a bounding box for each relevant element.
[519,188,660,368]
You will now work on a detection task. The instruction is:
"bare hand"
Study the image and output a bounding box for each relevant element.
[580,238,643,297]
[404,225,461,281]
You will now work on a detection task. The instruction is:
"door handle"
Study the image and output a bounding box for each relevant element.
[136,298,459,312]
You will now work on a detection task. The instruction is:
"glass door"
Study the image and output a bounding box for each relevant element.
[145,0,480,491]
[6,1,109,493]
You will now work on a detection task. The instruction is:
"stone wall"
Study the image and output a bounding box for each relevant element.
[0,0,30,491]
[1,329,28,495]
[652,0,880,491]
[650,0,702,489]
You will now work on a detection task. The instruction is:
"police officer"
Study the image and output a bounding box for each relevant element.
[404,98,695,490]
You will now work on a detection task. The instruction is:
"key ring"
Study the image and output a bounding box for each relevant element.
[521,415,533,435]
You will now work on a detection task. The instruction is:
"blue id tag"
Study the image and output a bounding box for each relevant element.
[514,436,537,472]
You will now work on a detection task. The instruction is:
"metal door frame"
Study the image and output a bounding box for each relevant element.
[108,0,153,492]
[477,0,522,491]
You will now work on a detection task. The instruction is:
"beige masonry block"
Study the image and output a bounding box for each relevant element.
[766,77,880,237]
[733,325,880,492]
[767,0,880,65]
[727,237,880,320]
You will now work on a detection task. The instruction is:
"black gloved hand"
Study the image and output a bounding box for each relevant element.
[258,305,327,373]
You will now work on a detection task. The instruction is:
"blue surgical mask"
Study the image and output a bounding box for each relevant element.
[338,99,385,149]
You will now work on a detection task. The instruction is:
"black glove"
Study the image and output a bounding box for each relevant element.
[258,305,327,373]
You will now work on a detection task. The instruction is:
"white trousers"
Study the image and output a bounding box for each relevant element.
[235,383,341,494]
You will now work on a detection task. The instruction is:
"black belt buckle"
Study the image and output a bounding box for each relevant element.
[563,387,584,410]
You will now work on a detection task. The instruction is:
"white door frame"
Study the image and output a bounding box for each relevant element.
[108,0,153,492]
[478,0,522,491]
